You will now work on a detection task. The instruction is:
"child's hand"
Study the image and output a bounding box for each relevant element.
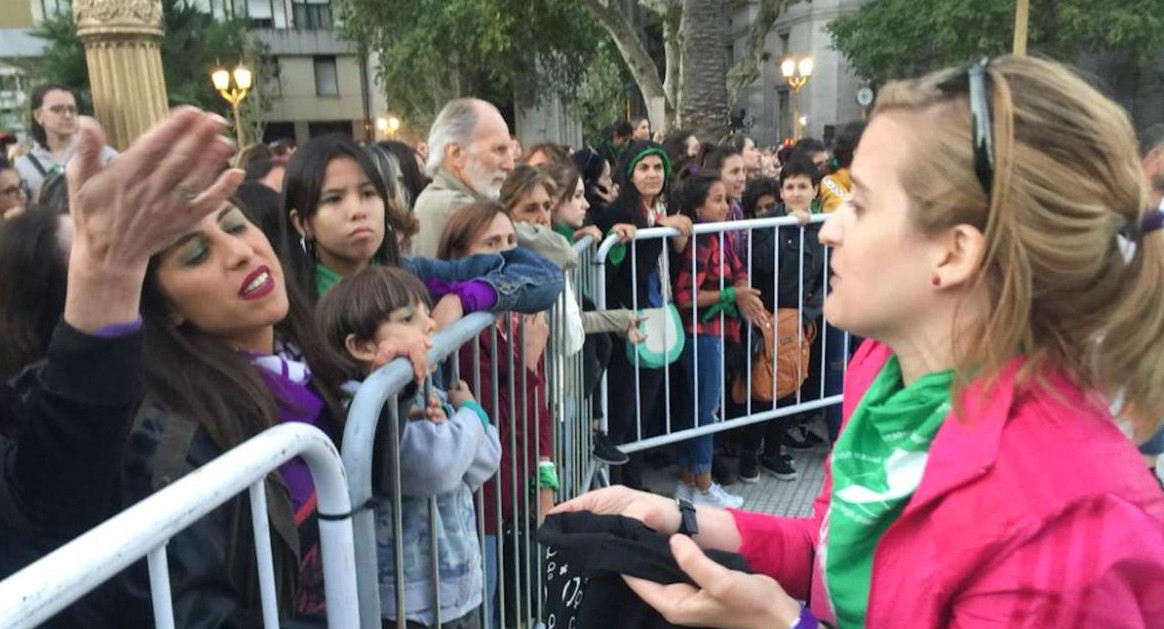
[410,393,447,424]
[373,326,432,383]
[448,379,475,407]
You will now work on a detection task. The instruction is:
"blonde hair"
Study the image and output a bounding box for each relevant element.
[874,55,1164,438]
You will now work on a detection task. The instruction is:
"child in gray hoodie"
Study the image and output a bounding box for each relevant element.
[316,266,501,628]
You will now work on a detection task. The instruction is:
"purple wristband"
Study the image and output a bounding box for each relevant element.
[789,605,819,629]
[93,317,143,338]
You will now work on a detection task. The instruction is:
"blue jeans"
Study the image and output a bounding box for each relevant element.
[404,246,564,314]
[677,335,722,476]
[483,535,498,629]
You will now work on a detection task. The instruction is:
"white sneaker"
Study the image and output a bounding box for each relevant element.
[674,481,696,503]
[691,483,744,509]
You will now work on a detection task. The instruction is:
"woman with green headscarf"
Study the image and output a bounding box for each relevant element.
[594,140,693,487]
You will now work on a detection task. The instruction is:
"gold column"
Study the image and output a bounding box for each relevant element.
[73,0,169,150]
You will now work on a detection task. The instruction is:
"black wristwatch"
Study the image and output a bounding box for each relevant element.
[676,498,698,536]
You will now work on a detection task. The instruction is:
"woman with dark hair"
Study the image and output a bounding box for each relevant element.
[594,140,692,487]
[571,148,618,224]
[281,134,563,330]
[0,109,373,627]
[379,140,428,203]
[0,208,69,381]
[730,135,762,181]
[235,181,296,261]
[14,84,117,199]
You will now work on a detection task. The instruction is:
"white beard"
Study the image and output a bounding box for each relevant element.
[465,156,503,200]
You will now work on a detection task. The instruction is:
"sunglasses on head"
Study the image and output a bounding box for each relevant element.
[938,58,995,200]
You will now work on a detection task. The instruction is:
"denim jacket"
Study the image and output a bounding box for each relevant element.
[370,386,502,625]
[403,246,564,313]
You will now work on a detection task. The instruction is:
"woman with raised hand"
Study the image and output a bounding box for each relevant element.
[552,56,1164,628]
[1,109,255,621]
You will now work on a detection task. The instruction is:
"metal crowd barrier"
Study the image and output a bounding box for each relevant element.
[342,238,595,629]
[0,423,359,629]
[591,214,848,471]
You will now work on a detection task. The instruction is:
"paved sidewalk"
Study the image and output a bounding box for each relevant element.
[640,447,828,517]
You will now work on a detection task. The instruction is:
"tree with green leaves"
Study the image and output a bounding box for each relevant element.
[336,0,606,134]
[828,0,1164,86]
[32,0,267,133]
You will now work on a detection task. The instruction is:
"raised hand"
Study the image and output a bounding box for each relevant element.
[63,109,243,332]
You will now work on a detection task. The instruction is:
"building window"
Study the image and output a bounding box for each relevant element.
[779,32,790,58]
[39,0,71,20]
[308,121,352,138]
[292,1,332,29]
[313,56,339,97]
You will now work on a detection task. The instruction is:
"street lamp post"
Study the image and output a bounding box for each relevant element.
[780,56,813,141]
[211,65,253,146]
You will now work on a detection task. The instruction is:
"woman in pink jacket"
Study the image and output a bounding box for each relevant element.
[551,55,1164,628]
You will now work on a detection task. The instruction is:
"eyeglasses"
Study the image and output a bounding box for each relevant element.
[1,185,25,198]
[967,59,995,200]
[44,104,78,115]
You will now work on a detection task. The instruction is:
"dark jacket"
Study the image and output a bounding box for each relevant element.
[749,204,826,323]
[595,198,667,311]
[1,323,324,628]
[0,323,143,628]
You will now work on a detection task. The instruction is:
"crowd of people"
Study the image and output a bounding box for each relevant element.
[1,52,1163,629]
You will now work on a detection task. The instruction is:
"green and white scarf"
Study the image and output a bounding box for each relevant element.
[823,354,953,628]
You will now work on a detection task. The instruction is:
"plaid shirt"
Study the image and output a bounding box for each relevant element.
[673,230,749,340]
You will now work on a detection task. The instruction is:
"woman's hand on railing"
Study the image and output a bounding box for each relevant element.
[658,214,693,237]
[574,225,603,245]
[790,209,812,225]
[610,223,637,243]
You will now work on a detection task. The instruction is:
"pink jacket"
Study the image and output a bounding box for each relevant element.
[731,341,1164,628]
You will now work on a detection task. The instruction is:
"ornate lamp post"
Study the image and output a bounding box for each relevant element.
[211,65,253,146]
[780,56,813,141]
[375,115,401,139]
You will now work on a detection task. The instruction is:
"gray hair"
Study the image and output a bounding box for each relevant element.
[1137,123,1164,159]
[425,98,485,178]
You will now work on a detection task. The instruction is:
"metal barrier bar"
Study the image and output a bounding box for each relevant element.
[341,311,497,629]
[0,423,359,629]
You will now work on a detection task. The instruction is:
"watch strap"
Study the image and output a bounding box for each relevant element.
[676,497,698,536]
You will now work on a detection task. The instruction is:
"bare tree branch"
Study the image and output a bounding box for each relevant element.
[726,0,801,107]
[577,0,669,115]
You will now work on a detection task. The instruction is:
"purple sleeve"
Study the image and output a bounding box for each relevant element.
[93,317,144,338]
[424,278,499,313]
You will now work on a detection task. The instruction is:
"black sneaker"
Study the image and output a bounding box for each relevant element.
[712,455,739,486]
[781,424,828,451]
[592,431,629,465]
[760,452,799,480]
[738,450,761,484]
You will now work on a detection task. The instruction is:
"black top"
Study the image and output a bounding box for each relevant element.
[538,511,752,629]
